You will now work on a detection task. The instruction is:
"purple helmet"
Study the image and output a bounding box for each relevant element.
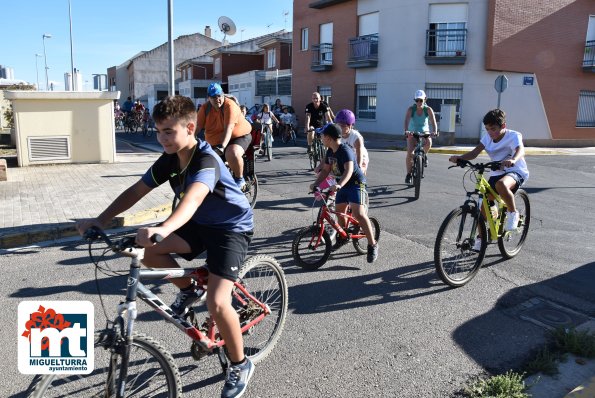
[335,109,356,125]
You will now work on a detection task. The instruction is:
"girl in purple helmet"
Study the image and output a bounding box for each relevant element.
[335,109,369,175]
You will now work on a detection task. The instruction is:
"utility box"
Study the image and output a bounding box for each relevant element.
[439,104,456,133]
[5,91,120,167]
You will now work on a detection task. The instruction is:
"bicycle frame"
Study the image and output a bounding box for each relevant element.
[309,192,366,248]
[462,169,506,242]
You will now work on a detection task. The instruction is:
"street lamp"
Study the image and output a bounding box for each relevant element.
[42,33,52,91]
[35,54,42,90]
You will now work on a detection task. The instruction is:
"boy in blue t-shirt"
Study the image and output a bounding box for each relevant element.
[76,95,255,398]
[309,123,379,263]
[449,108,529,233]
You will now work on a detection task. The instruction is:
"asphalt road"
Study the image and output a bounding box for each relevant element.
[2,141,594,397]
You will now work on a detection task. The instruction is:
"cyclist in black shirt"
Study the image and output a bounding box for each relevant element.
[304,92,333,154]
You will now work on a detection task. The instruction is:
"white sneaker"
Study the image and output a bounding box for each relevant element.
[505,211,520,231]
[472,237,482,251]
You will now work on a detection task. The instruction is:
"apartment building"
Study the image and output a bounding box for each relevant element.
[293,0,595,145]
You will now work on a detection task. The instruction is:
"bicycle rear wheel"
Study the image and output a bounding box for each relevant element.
[29,331,181,398]
[292,225,332,270]
[434,207,487,287]
[233,255,288,364]
[498,189,530,259]
[413,155,422,200]
[352,216,381,254]
[243,173,258,209]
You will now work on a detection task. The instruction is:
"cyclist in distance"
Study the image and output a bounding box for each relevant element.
[76,95,256,398]
[449,108,529,233]
[305,92,333,154]
[256,103,280,155]
[197,83,253,190]
[309,123,379,263]
[122,96,134,115]
[403,89,438,184]
[335,109,369,175]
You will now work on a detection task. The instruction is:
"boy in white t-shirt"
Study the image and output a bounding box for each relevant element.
[449,109,529,232]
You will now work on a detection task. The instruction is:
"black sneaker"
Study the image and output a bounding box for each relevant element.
[331,236,350,251]
[405,174,412,185]
[170,284,205,316]
[221,358,255,398]
[367,243,379,263]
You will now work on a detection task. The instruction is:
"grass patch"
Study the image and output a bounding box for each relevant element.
[465,370,530,398]
[551,327,595,358]
[524,346,565,376]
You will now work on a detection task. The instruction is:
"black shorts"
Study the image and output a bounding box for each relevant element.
[174,220,253,281]
[227,134,252,152]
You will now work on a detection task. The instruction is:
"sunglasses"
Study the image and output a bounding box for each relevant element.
[415,99,424,103]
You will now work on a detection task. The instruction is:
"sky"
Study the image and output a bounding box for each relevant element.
[0,0,293,91]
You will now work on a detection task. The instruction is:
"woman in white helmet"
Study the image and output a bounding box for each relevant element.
[403,89,438,185]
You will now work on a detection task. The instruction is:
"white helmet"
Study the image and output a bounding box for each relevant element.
[414,89,426,100]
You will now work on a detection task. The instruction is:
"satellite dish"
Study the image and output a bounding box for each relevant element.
[218,16,237,44]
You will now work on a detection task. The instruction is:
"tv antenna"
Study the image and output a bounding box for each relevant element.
[283,10,289,29]
[218,16,237,46]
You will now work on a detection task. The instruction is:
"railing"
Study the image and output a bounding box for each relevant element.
[583,40,595,70]
[256,74,291,96]
[425,28,467,64]
[347,34,378,68]
[311,43,333,71]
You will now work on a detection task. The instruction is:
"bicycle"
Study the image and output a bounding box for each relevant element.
[259,123,274,162]
[308,127,326,171]
[292,188,380,270]
[281,123,297,146]
[405,131,431,200]
[434,159,531,287]
[28,226,288,397]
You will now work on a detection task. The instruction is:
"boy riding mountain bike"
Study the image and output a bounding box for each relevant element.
[76,95,256,398]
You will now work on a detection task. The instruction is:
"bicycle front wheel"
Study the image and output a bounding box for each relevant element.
[352,217,381,254]
[413,155,422,200]
[434,207,487,287]
[29,331,181,398]
[498,189,530,259]
[292,225,332,270]
[266,132,273,161]
[232,255,288,364]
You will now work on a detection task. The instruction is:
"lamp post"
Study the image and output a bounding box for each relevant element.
[35,54,42,90]
[42,33,52,91]
[68,0,75,90]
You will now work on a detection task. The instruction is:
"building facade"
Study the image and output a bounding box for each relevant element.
[292,0,595,145]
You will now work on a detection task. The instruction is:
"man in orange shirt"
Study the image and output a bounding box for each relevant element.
[197,83,253,189]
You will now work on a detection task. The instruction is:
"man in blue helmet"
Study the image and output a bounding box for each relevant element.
[197,83,253,189]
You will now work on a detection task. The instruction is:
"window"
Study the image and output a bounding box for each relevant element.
[428,3,467,57]
[318,86,332,106]
[424,83,463,124]
[577,90,595,127]
[267,48,276,68]
[301,28,309,51]
[356,84,376,120]
[214,58,221,75]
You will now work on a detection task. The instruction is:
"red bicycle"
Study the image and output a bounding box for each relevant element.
[292,189,380,270]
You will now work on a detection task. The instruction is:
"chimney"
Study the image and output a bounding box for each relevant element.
[205,26,212,38]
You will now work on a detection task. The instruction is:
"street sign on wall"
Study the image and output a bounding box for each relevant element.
[494,74,508,107]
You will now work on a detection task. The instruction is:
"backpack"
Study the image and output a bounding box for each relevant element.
[204,94,240,118]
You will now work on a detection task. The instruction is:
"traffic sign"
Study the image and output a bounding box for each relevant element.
[495,75,508,93]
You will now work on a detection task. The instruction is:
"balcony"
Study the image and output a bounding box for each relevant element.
[309,0,351,9]
[425,28,467,65]
[311,43,333,71]
[583,40,595,71]
[347,34,378,68]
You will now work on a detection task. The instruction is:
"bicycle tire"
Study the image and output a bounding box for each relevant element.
[316,143,325,170]
[434,207,487,287]
[267,132,273,162]
[309,149,317,171]
[292,225,332,270]
[291,129,296,146]
[281,129,289,144]
[28,331,182,398]
[233,255,288,364]
[244,173,258,209]
[498,189,530,259]
[352,216,381,254]
[413,155,422,200]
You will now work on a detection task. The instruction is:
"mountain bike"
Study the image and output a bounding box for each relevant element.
[292,188,380,270]
[259,124,274,162]
[434,160,531,287]
[406,131,431,200]
[28,227,288,397]
[308,127,326,171]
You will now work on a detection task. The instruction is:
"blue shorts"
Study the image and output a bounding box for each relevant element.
[335,182,368,206]
[488,172,524,193]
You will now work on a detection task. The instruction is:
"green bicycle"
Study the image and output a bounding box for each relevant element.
[434,159,530,287]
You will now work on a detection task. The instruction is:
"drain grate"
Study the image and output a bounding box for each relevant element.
[516,297,590,330]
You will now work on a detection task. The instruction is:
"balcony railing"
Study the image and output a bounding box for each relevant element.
[583,40,595,71]
[311,43,333,71]
[347,34,378,68]
[425,28,467,65]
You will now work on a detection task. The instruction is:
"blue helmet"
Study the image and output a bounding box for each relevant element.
[207,82,223,97]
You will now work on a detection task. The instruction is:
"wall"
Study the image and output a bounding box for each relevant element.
[5,91,120,166]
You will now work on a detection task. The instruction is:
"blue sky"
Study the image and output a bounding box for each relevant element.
[0,0,293,90]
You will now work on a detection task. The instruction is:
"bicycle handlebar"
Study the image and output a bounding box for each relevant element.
[405,131,433,138]
[451,159,503,172]
[84,226,162,252]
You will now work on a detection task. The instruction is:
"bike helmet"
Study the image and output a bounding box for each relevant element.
[335,109,356,125]
[207,82,223,97]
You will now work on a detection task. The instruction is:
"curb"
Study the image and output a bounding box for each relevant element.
[0,203,172,250]
[565,376,595,397]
